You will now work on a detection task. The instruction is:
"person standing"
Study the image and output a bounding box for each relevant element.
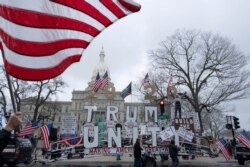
[174,95,182,118]
[133,138,143,167]
[168,140,180,167]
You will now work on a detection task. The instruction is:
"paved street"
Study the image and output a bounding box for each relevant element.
[15,154,249,167]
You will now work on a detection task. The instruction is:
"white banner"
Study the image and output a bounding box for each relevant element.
[177,126,186,138]
[61,116,77,135]
[159,127,174,141]
[178,126,194,142]
[184,130,194,142]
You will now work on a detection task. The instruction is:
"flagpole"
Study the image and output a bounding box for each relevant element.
[1,49,17,113]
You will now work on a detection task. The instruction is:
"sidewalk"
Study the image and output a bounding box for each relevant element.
[54,154,231,166]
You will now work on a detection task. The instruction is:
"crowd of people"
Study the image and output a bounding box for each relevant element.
[133,137,180,167]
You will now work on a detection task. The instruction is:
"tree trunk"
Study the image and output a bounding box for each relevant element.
[197,111,203,134]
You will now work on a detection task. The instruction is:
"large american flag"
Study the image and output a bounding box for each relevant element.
[216,138,231,160]
[18,119,40,137]
[40,123,53,149]
[0,0,141,81]
[236,131,250,149]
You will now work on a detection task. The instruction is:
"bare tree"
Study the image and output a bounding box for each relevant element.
[202,107,227,140]
[148,30,250,132]
[28,78,65,121]
[0,66,66,121]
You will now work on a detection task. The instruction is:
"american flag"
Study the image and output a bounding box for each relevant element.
[236,131,250,149]
[121,82,132,98]
[140,73,150,90]
[93,72,102,92]
[40,123,53,149]
[100,71,109,90]
[167,75,173,88]
[0,0,141,81]
[18,119,40,137]
[216,138,231,160]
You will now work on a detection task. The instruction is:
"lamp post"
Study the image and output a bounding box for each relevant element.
[226,115,236,146]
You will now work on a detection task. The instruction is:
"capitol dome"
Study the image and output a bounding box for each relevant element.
[91,47,110,81]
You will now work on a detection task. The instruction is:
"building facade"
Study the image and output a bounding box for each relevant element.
[20,48,165,135]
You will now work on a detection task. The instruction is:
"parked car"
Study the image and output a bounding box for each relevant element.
[235,143,250,165]
[0,137,33,166]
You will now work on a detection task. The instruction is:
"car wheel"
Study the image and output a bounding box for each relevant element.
[67,153,72,159]
[80,153,84,158]
[238,157,245,165]
[144,157,156,167]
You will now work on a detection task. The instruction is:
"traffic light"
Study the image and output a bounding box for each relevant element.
[226,124,232,129]
[233,116,240,129]
[160,99,165,115]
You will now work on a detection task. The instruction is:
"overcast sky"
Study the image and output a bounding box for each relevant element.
[1,0,250,130]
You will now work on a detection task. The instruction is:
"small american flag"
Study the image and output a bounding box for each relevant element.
[236,131,250,149]
[0,0,141,81]
[100,71,109,90]
[167,75,173,88]
[140,73,150,90]
[93,72,102,92]
[216,138,231,160]
[18,119,40,137]
[40,123,53,149]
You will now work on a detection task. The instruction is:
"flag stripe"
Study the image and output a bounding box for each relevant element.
[3,45,82,69]
[0,0,141,81]
[41,125,50,149]
[18,119,40,137]
[18,125,35,137]
[216,139,230,160]
[118,0,141,12]
[0,29,88,56]
[93,73,102,92]
[0,17,93,43]
[236,134,250,149]
[101,0,126,18]
[4,55,80,81]
[0,5,99,36]
[52,0,112,26]
[100,71,109,89]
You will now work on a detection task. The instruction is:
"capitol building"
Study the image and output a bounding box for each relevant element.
[20,48,167,136]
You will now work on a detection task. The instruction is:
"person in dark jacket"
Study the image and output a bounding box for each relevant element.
[168,140,180,167]
[174,96,182,118]
[133,138,143,167]
[0,112,22,153]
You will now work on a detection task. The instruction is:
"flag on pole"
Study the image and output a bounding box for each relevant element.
[40,123,53,149]
[140,73,150,90]
[100,71,109,90]
[167,75,173,88]
[0,1,141,81]
[216,138,231,160]
[121,82,132,98]
[18,119,40,137]
[236,131,250,149]
[93,72,102,92]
